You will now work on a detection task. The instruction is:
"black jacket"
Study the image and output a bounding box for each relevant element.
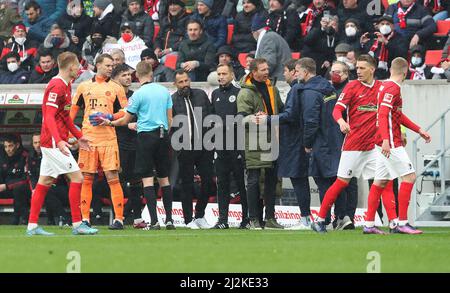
[154,10,190,51]
[93,12,120,39]
[302,27,339,76]
[121,9,155,47]
[116,90,136,151]
[266,8,302,51]
[58,12,93,50]
[231,9,267,53]
[27,149,41,189]
[0,147,30,190]
[28,65,59,84]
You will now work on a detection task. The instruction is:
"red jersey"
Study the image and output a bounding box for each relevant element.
[376,80,404,148]
[41,77,79,148]
[335,79,382,151]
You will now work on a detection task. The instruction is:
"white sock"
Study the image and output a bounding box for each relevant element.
[115,219,123,224]
[27,223,38,230]
[316,216,325,222]
[365,221,375,228]
[399,220,408,226]
[389,218,399,229]
[134,218,143,224]
[73,221,82,228]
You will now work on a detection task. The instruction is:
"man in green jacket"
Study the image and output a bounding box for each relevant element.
[237,58,284,230]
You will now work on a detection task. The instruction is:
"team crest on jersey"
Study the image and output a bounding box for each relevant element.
[229,95,236,103]
[338,93,345,101]
[105,91,111,96]
[383,93,393,103]
[347,170,352,176]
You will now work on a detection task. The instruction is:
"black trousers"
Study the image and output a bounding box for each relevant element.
[119,148,143,220]
[0,184,31,224]
[177,150,214,224]
[334,177,358,221]
[246,167,277,220]
[313,176,335,225]
[290,177,311,217]
[215,151,248,223]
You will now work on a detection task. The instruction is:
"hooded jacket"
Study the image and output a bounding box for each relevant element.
[0,38,39,70]
[28,64,58,84]
[236,73,283,169]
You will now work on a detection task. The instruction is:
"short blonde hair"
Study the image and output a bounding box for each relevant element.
[390,57,409,75]
[57,51,78,70]
[136,61,153,78]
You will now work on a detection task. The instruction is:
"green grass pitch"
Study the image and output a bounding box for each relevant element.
[1,226,449,273]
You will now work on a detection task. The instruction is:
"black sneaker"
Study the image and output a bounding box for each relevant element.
[108,220,124,230]
[165,220,176,230]
[212,222,229,229]
[239,218,251,229]
[311,221,327,233]
[265,218,284,229]
[144,222,161,230]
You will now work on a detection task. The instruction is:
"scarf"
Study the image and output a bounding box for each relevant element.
[302,3,325,36]
[397,1,415,29]
[409,63,427,80]
[266,10,286,34]
[144,0,159,17]
[424,0,442,12]
[369,32,394,70]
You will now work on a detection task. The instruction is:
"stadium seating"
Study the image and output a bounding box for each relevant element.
[227,24,234,45]
[165,54,178,70]
[238,53,248,68]
[425,50,443,66]
[292,52,301,59]
[434,20,450,37]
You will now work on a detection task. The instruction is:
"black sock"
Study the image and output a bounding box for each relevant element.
[161,185,173,222]
[143,186,157,225]
[130,183,143,220]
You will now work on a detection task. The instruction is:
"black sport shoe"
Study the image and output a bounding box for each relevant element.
[108,220,124,230]
[265,218,284,229]
[239,218,251,229]
[165,220,176,230]
[311,221,327,233]
[212,222,229,229]
[143,222,161,230]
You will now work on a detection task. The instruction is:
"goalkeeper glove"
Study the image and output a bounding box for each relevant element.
[89,112,113,126]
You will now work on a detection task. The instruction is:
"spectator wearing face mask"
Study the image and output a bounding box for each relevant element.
[1,23,38,71]
[360,15,408,80]
[58,0,94,51]
[121,0,154,48]
[118,21,146,48]
[0,51,30,84]
[39,24,81,58]
[327,42,357,80]
[341,18,362,53]
[82,24,117,67]
[407,44,432,79]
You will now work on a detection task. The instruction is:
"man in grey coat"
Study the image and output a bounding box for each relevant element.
[251,12,291,82]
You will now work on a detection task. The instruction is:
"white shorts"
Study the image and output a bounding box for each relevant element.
[374,145,415,180]
[40,147,80,178]
[337,149,378,179]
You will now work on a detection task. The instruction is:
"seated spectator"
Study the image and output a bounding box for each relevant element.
[154,0,190,59]
[0,134,31,225]
[118,21,147,47]
[361,15,409,80]
[341,18,363,53]
[24,0,54,43]
[93,0,120,39]
[299,0,336,37]
[191,0,228,49]
[337,0,372,34]
[39,24,80,58]
[302,13,340,76]
[420,0,449,21]
[177,19,216,81]
[21,0,66,25]
[111,47,126,67]
[236,0,268,12]
[121,0,154,48]
[1,23,39,71]
[0,0,21,41]
[143,0,161,22]
[82,24,117,67]
[140,47,174,82]
[407,44,432,79]
[231,0,267,54]
[266,0,302,51]
[0,51,30,83]
[215,45,246,80]
[328,42,357,79]
[430,57,450,79]
[58,0,93,51]
[252,12,292,81]
[384,0,437,49]
[442,32,450,59]
[28,49,58,83]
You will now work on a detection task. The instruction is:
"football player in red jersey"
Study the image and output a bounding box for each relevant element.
[365,57,431,235]
[26,52,98,236]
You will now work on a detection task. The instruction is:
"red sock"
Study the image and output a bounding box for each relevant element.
[365,184,383,222]
[381,180,397,221]
[398,181,414,221]
[69,182,83,223]
[318,178,349,219]
[28,184,50,224]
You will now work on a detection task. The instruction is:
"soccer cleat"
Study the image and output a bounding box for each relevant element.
[72,222,98,235]
[143,222,161,230]
[133,220,148,229]
[238,218,251,229]
[363,226,387,235]
[193,217,211,229]
[212,222,229,229]
[311,221,327,233]
[265,218,284,229]
[186,220,199,229]
[248,219,263,230]
[26,226,55,236]
[394,223,423,235]
[165,220,176,230]
[108,220,124,230]
[335,216,353,231]
[82,220,92,227]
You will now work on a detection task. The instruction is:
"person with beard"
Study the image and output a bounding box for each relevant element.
[407,44,432,79]
[28,49,59,83]
[170,69,214,229]
[140,48,174,82]
[176,19,216,81]
[121,0,154,48]
[0,51,30,84]
[231,0,267,54]
[81,24,117,68]
[23,1,53,43]
[39,24,81,59]
[154,0,190,60]
[360,15,408,80]
[58,0,93,51]
[266,0,302,51]
[191,0,228,49]
[1,23,38,71]
[210,63,249,229]
[340,18,362,53]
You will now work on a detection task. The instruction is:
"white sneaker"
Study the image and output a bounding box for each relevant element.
[194,217,211,229]
[186,220,199,229]
[285,220,310,230]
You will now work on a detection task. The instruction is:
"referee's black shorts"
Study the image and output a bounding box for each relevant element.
[135,129,170,178]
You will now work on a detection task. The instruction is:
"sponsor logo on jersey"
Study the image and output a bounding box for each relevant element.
[357,104,377,112]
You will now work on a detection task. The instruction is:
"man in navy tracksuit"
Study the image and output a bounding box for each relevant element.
[211,63,249,229]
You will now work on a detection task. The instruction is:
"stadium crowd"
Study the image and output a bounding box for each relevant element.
[0,0,448,232]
